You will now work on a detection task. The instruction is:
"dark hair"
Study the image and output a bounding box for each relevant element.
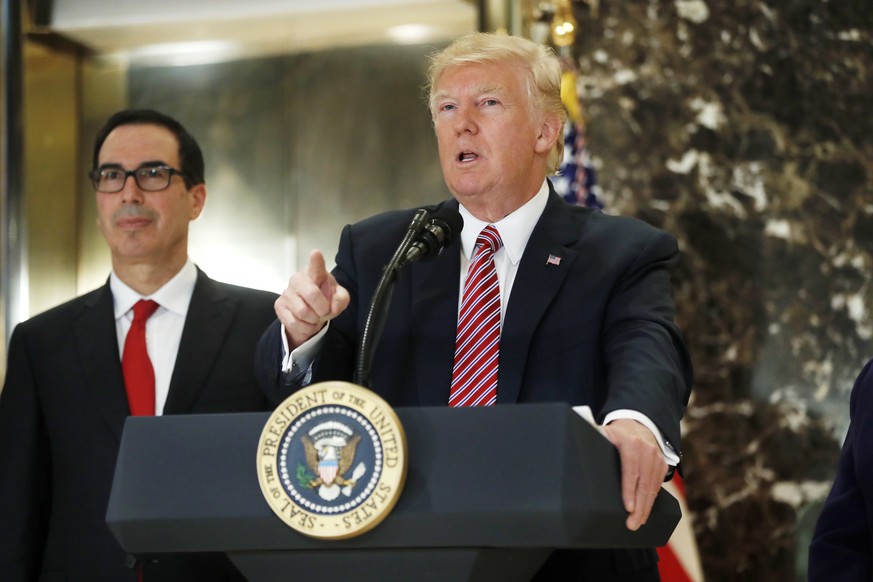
[91,109,205,188]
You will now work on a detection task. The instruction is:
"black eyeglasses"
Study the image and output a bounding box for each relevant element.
[89,165,187,193]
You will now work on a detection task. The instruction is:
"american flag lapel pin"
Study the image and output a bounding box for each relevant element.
[546,254,562,266]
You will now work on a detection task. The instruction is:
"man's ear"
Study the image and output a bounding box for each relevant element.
[535,113,563,154]
[189,184,207,220]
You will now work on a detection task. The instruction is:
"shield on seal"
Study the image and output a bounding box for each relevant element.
[318,458,339,485]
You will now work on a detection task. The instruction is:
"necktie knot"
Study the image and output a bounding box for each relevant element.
[132,299,159,323]
[476,225,503,256]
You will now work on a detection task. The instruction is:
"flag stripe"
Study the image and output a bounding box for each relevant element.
[658,474,705,582]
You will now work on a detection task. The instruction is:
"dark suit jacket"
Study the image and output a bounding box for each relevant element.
[0,268,278,582]
[256,189,693,579]
[809,358,873,580]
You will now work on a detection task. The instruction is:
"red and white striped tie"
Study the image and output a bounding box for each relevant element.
[450,225,503,407]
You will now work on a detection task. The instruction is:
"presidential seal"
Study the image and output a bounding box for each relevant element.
[256,381,407,539]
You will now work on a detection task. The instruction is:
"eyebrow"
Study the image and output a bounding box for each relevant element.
[97,160,167,171]
[434,83,504,101]
[474,84,503,95]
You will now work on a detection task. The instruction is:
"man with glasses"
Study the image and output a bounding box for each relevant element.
[0,109,278,581]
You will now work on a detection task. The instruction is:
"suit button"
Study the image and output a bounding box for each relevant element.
[124,554,137,569]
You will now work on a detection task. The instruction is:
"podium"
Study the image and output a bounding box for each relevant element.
[107,402,680,581]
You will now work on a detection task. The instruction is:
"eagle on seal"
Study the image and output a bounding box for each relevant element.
[302,433,362,488]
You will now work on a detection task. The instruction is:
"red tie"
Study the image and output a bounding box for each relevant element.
[122,300,160,416]
[450,225,503,407]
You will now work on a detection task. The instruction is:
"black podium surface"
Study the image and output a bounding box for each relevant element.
[107,402,680,581]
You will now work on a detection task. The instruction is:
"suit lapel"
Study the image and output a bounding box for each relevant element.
[75,283,129,442]
[163,269,237,414]
[498,190,580,404]
[410,237,461,405]
[407,199,462,406]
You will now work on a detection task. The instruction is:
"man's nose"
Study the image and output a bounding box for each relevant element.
[454,107,479,135]
[119,174,145,204]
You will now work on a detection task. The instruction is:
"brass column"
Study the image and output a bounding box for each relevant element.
[1,0,26,362]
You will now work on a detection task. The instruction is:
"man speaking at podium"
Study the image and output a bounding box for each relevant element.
[257,33,692,581]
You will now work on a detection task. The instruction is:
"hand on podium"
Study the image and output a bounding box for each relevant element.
[574,407,669,532]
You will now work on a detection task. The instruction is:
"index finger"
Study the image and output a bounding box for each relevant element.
[305,250,330,285]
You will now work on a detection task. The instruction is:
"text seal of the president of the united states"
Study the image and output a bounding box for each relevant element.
[257,381,408,539]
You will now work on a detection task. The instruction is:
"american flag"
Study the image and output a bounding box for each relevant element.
[552,118,603,209]
[552,67,602,209]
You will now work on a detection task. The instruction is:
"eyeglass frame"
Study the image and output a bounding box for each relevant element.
[88,163,190,193]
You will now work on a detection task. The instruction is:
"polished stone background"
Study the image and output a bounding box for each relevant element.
[564,1,872,580]
[68,2,872,580]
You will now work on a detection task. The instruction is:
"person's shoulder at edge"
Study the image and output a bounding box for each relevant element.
[847,358,873,414]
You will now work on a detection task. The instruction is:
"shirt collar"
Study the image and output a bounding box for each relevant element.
[458,180,549,265]
[111,260,198,320]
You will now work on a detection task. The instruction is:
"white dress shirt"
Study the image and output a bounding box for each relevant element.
[111,260,197,416]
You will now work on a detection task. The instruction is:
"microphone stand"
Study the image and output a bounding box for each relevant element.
[354,209,430,388]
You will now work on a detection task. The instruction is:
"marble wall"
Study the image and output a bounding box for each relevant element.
[562,1,872,580]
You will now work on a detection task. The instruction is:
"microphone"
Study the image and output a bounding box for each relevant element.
[353,205,462,388]
[402,206,463,265]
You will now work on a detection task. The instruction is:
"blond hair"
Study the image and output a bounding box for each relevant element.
[426,32,566,173]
